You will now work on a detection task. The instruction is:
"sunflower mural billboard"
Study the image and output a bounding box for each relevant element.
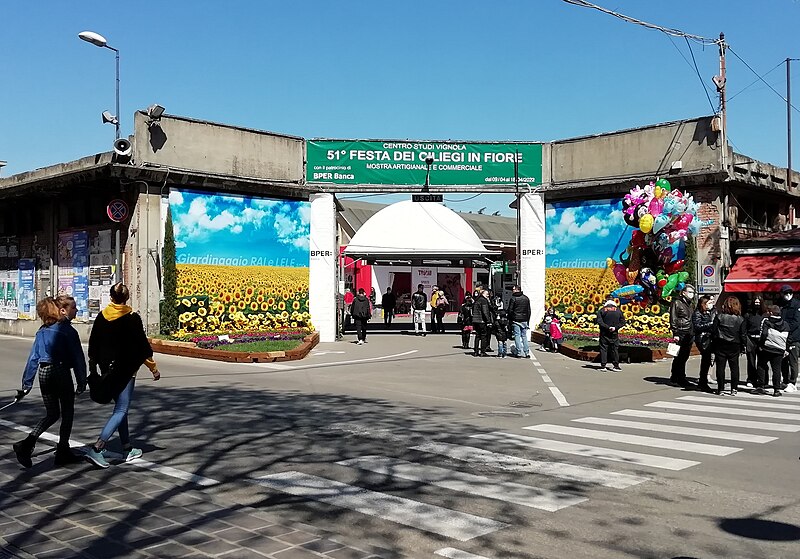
[168,190,311,335]
[545,198,672,342]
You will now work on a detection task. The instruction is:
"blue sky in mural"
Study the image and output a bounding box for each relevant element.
[545,200,629,269]
[168,190,310,267]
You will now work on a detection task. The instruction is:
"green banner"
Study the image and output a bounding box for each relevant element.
[307,140,542,186]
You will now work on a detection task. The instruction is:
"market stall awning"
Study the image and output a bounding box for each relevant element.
[724,255,800,292]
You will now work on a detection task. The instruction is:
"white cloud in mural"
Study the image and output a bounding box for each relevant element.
[168,190,184,206]
[546,246,559,255]
[548,205,618,247]
[171,191,311,262]
[175,240,187,248]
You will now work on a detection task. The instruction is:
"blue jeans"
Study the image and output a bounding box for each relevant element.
[513,321,530,357]
[99,378,135,445]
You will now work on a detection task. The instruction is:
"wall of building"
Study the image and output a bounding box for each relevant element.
[549,117,721,185]
[133,113,305,183]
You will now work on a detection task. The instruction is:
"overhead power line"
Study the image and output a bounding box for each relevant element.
[728,60,786,102]
[685,37,717,114]
[560,0,719,45]
[727,47,800,114]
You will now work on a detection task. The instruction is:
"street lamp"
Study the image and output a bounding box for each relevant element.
[78,31,120,139]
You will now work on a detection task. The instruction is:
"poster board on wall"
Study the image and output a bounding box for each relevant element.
[57,231,89,321]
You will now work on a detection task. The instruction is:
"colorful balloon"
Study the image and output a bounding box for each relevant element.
[612,284,644,300]
[639,214,654,233]
[612,263,628,285]
[652,214,670,234]
[655,178,671,192]
[648,197,664,216]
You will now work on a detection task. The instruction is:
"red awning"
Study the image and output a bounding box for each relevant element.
[724,255,800,292]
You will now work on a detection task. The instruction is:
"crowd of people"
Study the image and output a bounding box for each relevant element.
[11,283,160,470]
[668,283,799,397]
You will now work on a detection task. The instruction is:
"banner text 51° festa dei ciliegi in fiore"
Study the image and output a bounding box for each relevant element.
[306,140,543,186]
[168,190,311,335]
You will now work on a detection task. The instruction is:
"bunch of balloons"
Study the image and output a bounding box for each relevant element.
[607,178,703,303]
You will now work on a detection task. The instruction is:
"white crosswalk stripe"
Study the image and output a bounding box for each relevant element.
[411,442,646,489]
[338,456,587,512]
[645,401,800,421]
[251,390,800,542]
[254,471,508,541]
[522,424,741,456]
[571,416,777,443]
[611,408,800,432]
[678,395,800,411]
[472,432,701,470]
[435,548,494,559]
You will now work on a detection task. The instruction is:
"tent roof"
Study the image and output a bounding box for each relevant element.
[723,255,800,292]
[338,200,517,245]
[343,200,499,260]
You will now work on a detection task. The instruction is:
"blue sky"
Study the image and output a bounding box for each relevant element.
[2,1,798,216]
[169,190,310,266]
[546,200,628,268]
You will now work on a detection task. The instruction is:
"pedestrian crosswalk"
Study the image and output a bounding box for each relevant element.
[251,390,800,545]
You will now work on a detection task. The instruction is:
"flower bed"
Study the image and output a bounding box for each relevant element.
[149,331,319,363]
[178,330,310,350]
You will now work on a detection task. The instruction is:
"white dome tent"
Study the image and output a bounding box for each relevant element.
[343,200,499,262]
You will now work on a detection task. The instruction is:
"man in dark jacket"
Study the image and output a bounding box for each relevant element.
[777,284,800,392]
[350,288,372,345]
[507,285,532,358]
[411,284,428,337]
[381,287,396,325]
[669,284,695,387]
[471,290,492,356]
[597,300,626,371]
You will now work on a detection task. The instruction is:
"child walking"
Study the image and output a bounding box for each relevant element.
[494,310,511,358]
[549,313,564,353]
[458,295,474,349]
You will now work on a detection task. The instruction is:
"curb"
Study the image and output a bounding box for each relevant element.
[148,331,320,363]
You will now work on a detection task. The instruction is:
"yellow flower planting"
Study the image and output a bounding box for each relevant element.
[546,268,671,337]
[173,264,311,336]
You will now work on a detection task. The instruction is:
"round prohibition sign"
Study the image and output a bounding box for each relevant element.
[703,265,715,277]
[107,199,129,223]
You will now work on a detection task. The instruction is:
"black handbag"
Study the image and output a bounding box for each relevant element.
[87,368,112,405]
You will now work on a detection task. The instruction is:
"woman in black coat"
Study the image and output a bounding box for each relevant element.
[83,283,160,468]
[692,295,715,392]
[711,296,747,396]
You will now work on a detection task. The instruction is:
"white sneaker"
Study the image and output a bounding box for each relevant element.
[357,340,364,345]
[745,382,754,388]
[785,383,797,392]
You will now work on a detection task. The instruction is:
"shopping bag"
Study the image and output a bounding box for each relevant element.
[666,342,681,357]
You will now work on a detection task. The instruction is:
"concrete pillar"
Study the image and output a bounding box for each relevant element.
[127,188,162,334]
[309,193,337,342]
[519,192,546,329]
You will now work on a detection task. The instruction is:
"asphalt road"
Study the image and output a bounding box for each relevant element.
[1,326,799,559]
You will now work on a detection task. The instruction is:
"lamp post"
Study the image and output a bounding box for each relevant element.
[78,31,120,139]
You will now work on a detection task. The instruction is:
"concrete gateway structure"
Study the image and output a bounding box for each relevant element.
[1,111,798,342]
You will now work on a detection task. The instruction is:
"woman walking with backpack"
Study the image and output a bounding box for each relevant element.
[711,296,747,396]
[84,283,159,468]
[755,305,790,397]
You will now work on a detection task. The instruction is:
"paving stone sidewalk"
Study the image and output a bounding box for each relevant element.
[0,445,397,559]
